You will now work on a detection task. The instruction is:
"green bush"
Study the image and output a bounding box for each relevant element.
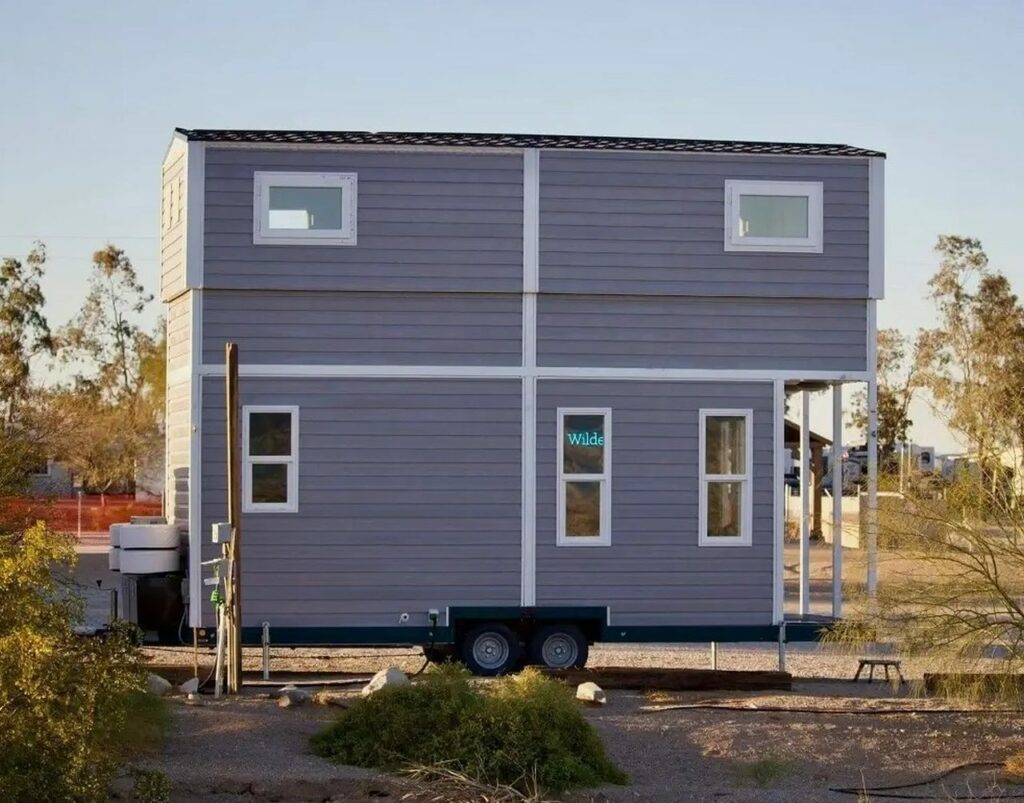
[0,523,152,802]
[311,664,627,795]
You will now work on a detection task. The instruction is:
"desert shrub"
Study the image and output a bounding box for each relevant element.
[311,664,626,795]
[0,522,152,802]
[736,754,794,788]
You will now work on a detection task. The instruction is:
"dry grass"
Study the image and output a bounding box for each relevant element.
[1005,753,1024,782]
[402,763,557,803]
[734,753,794,788]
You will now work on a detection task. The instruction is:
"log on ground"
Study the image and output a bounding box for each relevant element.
[545,667,791,691]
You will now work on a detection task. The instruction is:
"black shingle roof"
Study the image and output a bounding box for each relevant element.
[175,128,883,158]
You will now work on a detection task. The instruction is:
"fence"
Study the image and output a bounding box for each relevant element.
[5,495,163,536]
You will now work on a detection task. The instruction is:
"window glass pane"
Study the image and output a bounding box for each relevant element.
[566,480,602,538]
[249,412,292,456]
[563,414,605,474]
[707,480,743,537]
[705,415,746,475]
[739,195,808,238]
[268,186,344,230]
[251,463,288,504]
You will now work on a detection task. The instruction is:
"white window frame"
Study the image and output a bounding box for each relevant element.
[698,408,753,547]
[253,171,357,246]
[724,180,823,254]
[556,407,612,547]
[242,405,299,513]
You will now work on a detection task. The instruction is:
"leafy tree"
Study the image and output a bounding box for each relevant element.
[60,245,154,400]
[915,236,1024,469]
[851,327,920,462]
[0,242,53,426]
[0,523,151,801]
[55,246,161,491]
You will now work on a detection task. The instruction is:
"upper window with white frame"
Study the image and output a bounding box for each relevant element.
[243,406,299,513]
[698,409,753,546]
[253,172,357,246]
[724,180,823,253]
[557,408,611,547]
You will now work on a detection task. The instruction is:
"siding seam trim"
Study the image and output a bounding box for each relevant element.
[521,148,539,605]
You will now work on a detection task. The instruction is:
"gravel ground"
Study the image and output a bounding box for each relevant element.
[136,682,1024,803]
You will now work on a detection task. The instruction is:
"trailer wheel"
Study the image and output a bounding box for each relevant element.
[528,624,589,670]
[461,623,521,676]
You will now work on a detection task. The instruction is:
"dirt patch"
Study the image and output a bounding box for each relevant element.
[142,682,1024,803]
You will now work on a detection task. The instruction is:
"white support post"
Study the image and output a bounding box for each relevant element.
[799,390,811,616]
[710,642,718,671]
[832,383,843,619]
[866,377,879,598]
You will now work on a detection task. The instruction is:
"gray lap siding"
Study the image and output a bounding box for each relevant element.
[203,148,524,294]
[539,151,869,298]
[536,380,775,627]
[199,377,522,629]
[202,290,523,366]
[538,295,867,371]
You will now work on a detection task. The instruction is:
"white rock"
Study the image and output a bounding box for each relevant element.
[576,681,606,705]
[179,677,200,694]
[146,673,172,696]
[361,666,410,697]
[277,684,311,707]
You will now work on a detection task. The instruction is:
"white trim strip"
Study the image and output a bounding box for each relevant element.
[772,380,785,624]
[187,292,203,627]
[185,142,205,289]
[521,376,537,605]
[831,381,843,618]
[868,157,885,299]
[520,149,540,605]
[798,390,811,615]
[196,363,870,383]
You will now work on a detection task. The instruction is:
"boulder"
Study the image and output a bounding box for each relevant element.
[179,677,200,694]
[146,673,173,696]
[361,666,410,697]
[277,684,312,707]
[576,681,607,705]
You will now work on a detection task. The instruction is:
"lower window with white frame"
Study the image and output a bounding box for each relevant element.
[557,408,611,546]
[698,409,753,546]
[243,405,299,513]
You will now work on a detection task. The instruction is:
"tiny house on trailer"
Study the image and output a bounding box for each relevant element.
[161,128,883,674]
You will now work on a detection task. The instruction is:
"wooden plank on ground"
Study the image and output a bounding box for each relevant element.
[546,666,792,691]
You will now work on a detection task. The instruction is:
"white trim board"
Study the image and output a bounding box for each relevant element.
[772,380,785,624]
[868,157,885,299]
[184,142,205,289]
[187,292,203,627]
[196,363,870,383]
[520,148,540,605]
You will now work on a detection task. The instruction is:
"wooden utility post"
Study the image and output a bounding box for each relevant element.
[226,343,243,693]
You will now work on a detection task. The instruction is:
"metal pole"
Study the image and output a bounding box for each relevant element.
[226,343,243,693]
[261,622,271,681]
[832,383,843,619]
[77,490,82,540]
[799,390,811,616]
[710,642,718,671]
[778,622,787,673]
[866,377,879,598]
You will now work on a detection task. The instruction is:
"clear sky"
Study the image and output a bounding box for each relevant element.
[1,0,1021,451]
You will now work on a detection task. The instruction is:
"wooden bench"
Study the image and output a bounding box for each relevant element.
[853,658,905,684]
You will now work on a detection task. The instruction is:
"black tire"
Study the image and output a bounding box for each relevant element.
[460,623,522,676]
[527,624,589,670]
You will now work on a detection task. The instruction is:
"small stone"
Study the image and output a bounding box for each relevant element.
[186,692,202,704]
[179,677,200,694]
[576,681,607,705]
[146,673,173,696]
[277,684,312,707]
[361,667,410,697]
